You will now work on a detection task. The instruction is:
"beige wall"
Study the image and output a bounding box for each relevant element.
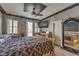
[41,6,79,47]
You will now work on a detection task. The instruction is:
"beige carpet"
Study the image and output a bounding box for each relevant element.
[55,46,77,56]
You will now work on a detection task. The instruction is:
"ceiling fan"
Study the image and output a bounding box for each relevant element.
[24,3,46,16]
[32,4,43,16]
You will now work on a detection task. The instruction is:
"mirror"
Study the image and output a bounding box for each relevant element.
[63,18,79,54]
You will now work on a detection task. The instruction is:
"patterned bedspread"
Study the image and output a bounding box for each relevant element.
[0,37,55,56]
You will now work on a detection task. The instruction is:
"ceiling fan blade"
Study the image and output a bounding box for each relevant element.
[32,11,43,16]
[32,10,35,14]
[37,14,43,16]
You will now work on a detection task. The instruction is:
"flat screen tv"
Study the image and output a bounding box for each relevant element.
[38,20,49,28]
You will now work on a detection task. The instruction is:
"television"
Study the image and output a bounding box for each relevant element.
[38,20,49,28]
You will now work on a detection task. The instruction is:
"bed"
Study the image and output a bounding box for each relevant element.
[0,36,55,56]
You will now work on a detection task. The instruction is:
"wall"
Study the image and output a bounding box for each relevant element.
[41,6,79,47]
[0,12,2,34]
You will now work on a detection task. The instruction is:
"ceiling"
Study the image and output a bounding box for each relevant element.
[0,3,74,20]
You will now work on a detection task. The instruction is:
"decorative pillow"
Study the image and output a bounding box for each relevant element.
[4,34,12,40]
[0,39,5,43]
[0,34,12,44]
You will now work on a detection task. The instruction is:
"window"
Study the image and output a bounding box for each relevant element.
[35,22,40,33]
[27,21,33,37]
[7,19,12,34]
[7,19,18,34]
[13,20,18,34]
